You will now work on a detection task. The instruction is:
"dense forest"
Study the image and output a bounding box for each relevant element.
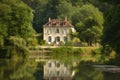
[0,0,35,58]
[22,0,120,59]
[0,0,120,64]
[101,0,120,64]
[22,0,105,46]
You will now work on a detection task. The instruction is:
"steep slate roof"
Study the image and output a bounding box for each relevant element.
[43,18,73,27]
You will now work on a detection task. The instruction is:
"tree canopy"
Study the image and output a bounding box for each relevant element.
[101,0,120,54]
[22,0,103,33]
[0,0,35,46]
[74,4,104,46]
[0,0,35,58]
[22,0,104,46]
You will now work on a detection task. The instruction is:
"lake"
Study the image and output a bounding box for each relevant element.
[0,59,120,80]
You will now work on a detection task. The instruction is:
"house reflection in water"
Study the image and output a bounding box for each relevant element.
[44,60,72,80]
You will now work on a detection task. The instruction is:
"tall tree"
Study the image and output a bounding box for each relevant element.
[0,0,36,58]
[74,4,104,46]
[56,0,77,20]
[0,0,35,41]
[22,0,48,33]
[101,0,120,54]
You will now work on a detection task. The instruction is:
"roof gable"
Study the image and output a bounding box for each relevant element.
[43,18,73,27]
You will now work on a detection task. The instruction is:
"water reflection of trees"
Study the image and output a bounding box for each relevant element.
[0,59,43,80]
[73,63,104,80]
[1,59,120,80]
[10,60,37,80]
[0,59,25,80]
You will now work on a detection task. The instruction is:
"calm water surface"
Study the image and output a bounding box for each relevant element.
[0,59,120,80]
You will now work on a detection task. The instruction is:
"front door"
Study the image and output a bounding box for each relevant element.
[55,36,60,44]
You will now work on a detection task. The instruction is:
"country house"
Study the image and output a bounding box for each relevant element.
[43,17,75,44]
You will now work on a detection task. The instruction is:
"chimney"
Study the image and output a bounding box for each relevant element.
[65,16,67,21]
[48,17,51,22]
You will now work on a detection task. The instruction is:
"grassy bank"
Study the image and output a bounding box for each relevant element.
[46,46,116,64]
[28,45,116,65]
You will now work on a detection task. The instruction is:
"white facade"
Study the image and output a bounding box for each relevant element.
[43,27,71,44]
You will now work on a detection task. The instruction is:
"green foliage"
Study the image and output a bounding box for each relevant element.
[0,59,38,80]
[0,0,35,41]
[74,4,104,46]
[73,63,104,80]
[6,36,26,46]
[72,37,80,43]
[65,41,73,46]
[22,0,48,32]
[99,0,120,5]
[39,40,46,45]
[27,38,38,46]
[90,46,116,64]
[102,5,120,54]
[56,0,76,20]
[0,0,35,58]
[99,0,120,65]
[10,60,37,80]
[49,46,114,64]
[22,0,105,47]
[0,36,28,59]
[22,0,95,33]
[50,46,82,63]
[0,0,35,39]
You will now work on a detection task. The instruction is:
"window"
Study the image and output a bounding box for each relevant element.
[64,29,67,34]
[56,28,59,33]
[48,36,52,42]
[48,29,51,34]
[56,36,60,42]
[64,36,67,42]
